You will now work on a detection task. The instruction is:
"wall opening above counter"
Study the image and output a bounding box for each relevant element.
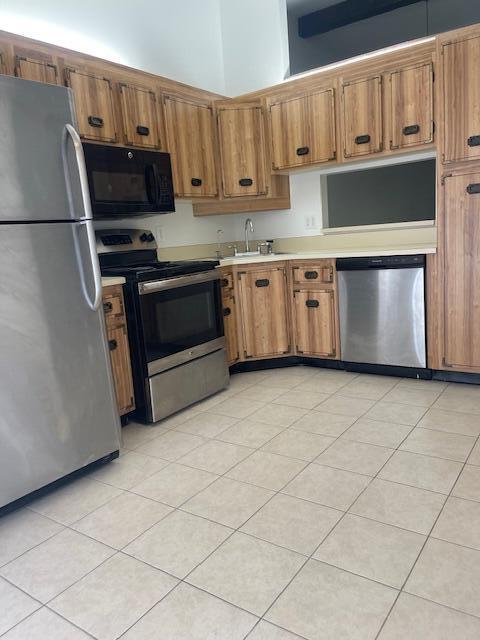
[321,157,436,232]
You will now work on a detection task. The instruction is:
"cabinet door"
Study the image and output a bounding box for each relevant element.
[222,293,239,365]
[390,63,433,150]
[119,83,161,149]
[164,95,217,197]
[0,51,6,75]
[15,56,58,84]
[270,89,336,169]
[342,76,382,158]
[65,67,117,142]
[443,36,480,163]
[294,290,336,357]
[443,173,480,370]
[217,104,268,197]
[238,268,290,358]
[107,324,135,415]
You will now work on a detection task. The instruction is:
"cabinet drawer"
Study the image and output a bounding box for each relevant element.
[292,264,334,284]
[102,293,124,325]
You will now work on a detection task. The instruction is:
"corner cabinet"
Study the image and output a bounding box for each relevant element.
[442,172,480,371]
[216,102,268,197]
[237,265,290,359]
[163,95,218,198]
[269,87,336,170]
[64,67,118,142]
[342,76,383,158]
[102,285,135,416]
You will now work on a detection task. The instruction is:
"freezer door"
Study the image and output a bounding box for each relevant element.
[0,223,121,508]
[0,75,84,222]
[338,267,426,368]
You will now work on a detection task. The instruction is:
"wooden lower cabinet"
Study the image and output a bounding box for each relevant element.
[294,289,337,357]
[222,292,240,365]
[103,285,135,415]
[237,266,290,359]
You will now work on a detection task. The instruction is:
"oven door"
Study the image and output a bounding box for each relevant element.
[138,271,225,375]
[83,143,175,217]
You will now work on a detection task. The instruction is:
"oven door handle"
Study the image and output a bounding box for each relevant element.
[138,270,221,294]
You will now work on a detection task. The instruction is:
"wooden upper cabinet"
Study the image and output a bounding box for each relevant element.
[269,88,336,169]
[294,289,336,357]
[342,76,382,158]
[15,56,58,84]
[443,172,480,370]
[442,35,480,163]
[65,67,117,142]
[119,83,161,149]
[0,51,6,75]
[238,267,290,358]
[389,63,433,150]
[164,95,217,198]
[217,103,268,198]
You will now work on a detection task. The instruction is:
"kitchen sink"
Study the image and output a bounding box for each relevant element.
[228,251,288,258]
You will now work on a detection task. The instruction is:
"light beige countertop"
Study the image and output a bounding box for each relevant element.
[217,245,436,267]
[102,276,126,287]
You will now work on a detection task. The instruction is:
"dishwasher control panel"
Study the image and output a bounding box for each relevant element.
[336,255,426,270]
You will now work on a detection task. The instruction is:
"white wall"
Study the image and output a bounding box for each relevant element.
[0,0,226,94]
[219,0,289,95]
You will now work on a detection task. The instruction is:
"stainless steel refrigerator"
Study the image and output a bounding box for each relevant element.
[0,75,121,511]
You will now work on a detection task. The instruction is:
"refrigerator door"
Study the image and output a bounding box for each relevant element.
[0,222,121,509]
[0,75,83,222]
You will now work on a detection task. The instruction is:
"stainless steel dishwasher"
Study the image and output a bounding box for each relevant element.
[337,255,426,369]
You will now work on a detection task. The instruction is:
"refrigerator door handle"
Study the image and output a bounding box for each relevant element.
[63,124,102,311]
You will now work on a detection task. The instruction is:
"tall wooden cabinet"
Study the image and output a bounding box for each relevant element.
[216,102,268,197]
[237,266,290,359]
[164,95,218,198]
[269,88,336,169]
[65,67,117,142]
[102,285,135,416]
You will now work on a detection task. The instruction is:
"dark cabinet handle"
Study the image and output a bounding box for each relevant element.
[304,271,318,280]
[103,302,113,312]
[88,115,104,128]
[403,124,420,136]
[296,146,310,156]
[221,278,229,287]
[466,183,480,195]
[255,279,270,287]
[223,307,231,316]
[191,178,202,187]
[239,178,253,187]
[136,125,150,136]
[467,135,480,147]
[355,134,371,145]
[108,339,117,351]
[306,299,319,308]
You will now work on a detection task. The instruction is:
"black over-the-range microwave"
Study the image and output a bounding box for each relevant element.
[82,143,175,217]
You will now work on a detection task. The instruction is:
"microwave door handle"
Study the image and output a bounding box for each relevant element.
[63,123,102,311]
[152,163,162,208]
[145,164,159,206]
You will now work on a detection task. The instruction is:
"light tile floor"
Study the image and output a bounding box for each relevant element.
[1,366,480,639]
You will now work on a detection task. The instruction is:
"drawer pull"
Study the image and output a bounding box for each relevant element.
[296,146,310,156]
[136,125,150,136]
[103,301,113,312]
[108,339,117,351]
[355,134,371,145]
[467,135,480,147]
[466,183,480,195]
[88,115,104,128]
[239,178,253,187]
[403,124,420,136]
[304,271,318,280]
[255,278,270,287]
[223,307,231,316]
[221,278,229,287]
[306,299,319,308]
[191,177,202,187]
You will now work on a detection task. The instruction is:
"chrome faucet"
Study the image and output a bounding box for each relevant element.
[244,218,254,253]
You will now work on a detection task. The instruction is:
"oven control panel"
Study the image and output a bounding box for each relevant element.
[95,228,158,253]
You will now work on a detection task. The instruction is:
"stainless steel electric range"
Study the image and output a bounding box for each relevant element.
[97,229,229,423]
